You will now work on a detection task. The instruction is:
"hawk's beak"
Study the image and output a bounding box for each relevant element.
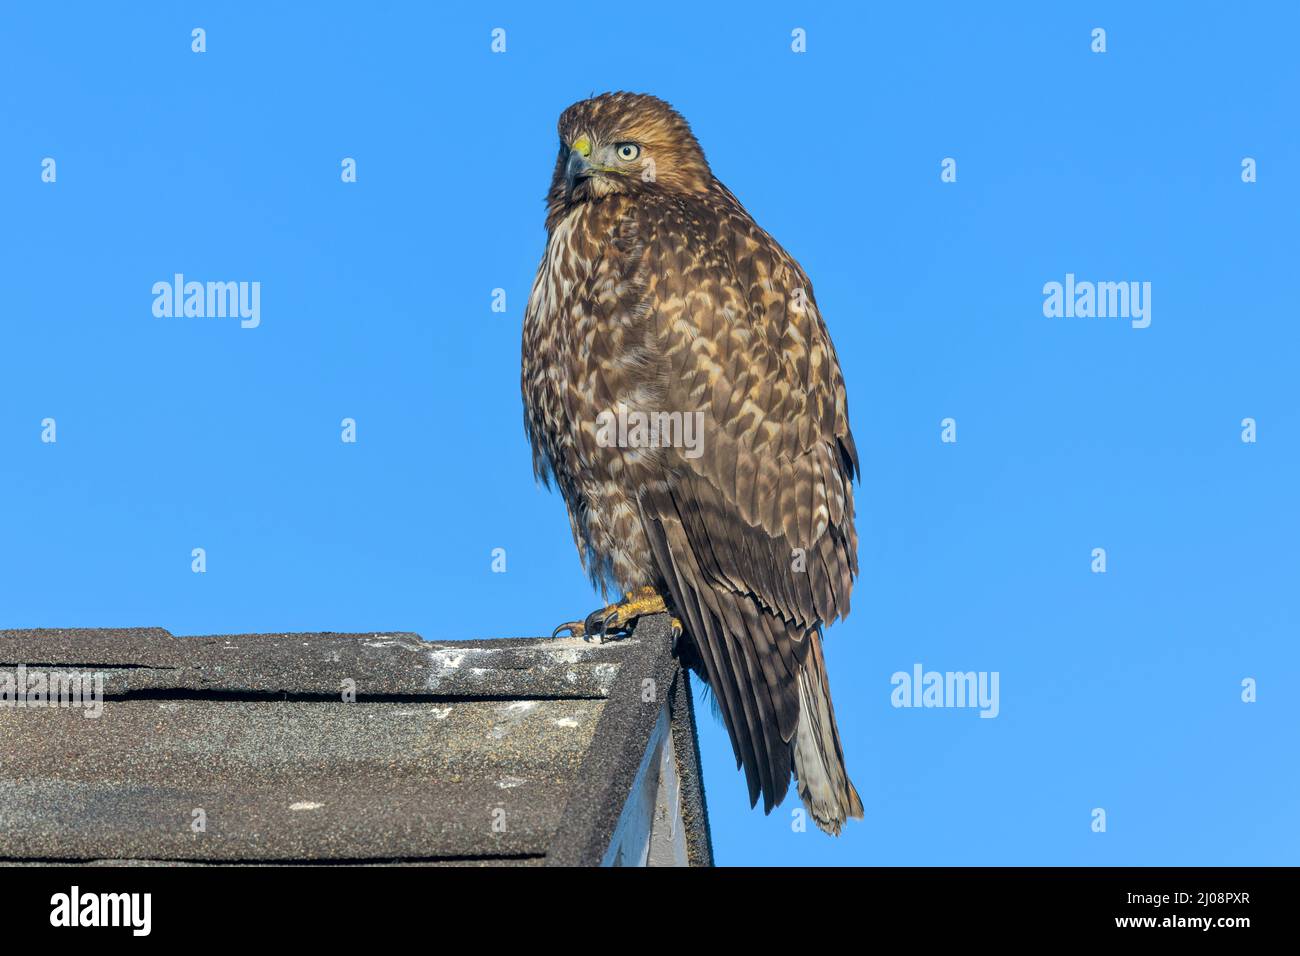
[565,147,592,194]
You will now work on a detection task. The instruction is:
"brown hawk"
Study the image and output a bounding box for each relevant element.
[522,92,864,834]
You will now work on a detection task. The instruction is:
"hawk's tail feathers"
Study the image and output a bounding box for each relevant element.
[792,630,864,836]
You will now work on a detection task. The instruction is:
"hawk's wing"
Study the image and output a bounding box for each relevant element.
[637,183,859,812]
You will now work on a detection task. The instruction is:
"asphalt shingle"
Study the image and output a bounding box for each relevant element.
[0,616,712,865]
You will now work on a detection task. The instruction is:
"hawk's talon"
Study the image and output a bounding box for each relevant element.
[669,616,683,653]
[580,607,629,644]
[551,586,673,646]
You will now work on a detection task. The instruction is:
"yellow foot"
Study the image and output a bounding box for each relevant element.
[551,586,681,643]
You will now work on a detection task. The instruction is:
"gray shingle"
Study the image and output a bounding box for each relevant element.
[0,616,712,866]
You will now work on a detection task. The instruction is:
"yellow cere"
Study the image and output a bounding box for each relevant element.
[572,135,592,157]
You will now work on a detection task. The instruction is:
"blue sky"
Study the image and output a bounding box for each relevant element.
[1,2,1296,865]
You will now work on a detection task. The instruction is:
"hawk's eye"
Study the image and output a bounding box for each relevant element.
[615,142,641,161]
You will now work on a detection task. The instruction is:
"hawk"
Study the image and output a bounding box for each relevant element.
[522,92,864,834]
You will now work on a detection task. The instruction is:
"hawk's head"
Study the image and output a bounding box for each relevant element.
[547,92,712,218]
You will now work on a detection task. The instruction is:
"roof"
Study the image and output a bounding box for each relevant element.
[0,614,712,866]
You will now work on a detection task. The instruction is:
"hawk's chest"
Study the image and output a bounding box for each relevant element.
[524,203,654,431]
[527,212,592,358]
